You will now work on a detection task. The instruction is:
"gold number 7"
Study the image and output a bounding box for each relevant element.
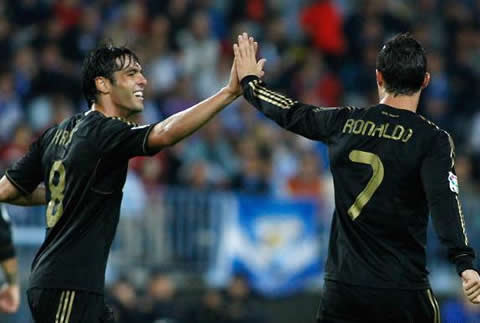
[348,150,384,220]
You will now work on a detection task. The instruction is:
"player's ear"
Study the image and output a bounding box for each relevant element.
[422,72,430,89]
[376,70,384,88]
[95,77,111,94]
[375,70,385,88]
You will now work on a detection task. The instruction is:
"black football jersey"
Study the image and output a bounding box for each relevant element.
[6,110,156,292]
[241,75,474,289]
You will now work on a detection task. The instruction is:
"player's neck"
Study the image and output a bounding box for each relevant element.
[91,102,134,120]
[379,92,420,113]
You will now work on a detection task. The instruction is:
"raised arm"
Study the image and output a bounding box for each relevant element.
[234,33,349,143]
[146,60,243,151]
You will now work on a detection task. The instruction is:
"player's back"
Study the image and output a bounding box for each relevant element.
[6,110,156,293]
[325,104,462,289]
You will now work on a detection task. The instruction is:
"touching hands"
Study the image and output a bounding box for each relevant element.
[233,33,266,82]
[224,32,266,97]
[462,269,480,304]
[224,59,243,98]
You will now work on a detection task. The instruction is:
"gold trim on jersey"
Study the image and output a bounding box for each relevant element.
[110,116,138,127]
[427,289,440,323]
[418,115,457,166]
[55,290,76,323]
[446,132,455,169]
[418,115,440,130]
[65,291,76,323]
[248,80,297,109]
[55,291,65,323]
[456,195,468,245]
[442,131,469,245]
[253,79,296,105]
[249,83,292,108]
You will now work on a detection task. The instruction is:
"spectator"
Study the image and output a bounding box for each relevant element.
[185,288,227,323]
[224,275,267,323]
[60,6,102,63]
[182,119,238,187]
[109,278,146,323]
[300,0,346,64]
[232,138,270,195]
[286,151,325,201]
[0,70,23,142]
[0,123,33,170]
[180,10,220,98]
[142,270,184,323]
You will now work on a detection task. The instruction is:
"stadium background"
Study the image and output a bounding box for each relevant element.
[1,0,480,322]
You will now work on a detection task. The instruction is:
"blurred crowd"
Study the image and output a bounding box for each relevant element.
[1,0,479,204]
[2,0,480,322]
[107,272,269,323]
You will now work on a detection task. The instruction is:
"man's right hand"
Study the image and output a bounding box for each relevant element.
[233,33,266,82]
[0,283,20,313]
[462,269,480,304]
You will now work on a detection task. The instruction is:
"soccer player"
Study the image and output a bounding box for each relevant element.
[0,44,247,322]
[234,33,480,322]
[0,206,19,313]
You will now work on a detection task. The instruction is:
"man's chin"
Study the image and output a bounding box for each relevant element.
[131,103,144,112]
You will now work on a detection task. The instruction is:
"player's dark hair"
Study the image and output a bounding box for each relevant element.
[82,43,140,106]
[376,33,427,96]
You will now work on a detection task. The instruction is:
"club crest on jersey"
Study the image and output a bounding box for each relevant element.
[448,172,459,194]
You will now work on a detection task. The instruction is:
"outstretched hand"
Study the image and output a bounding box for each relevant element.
[224,59,243,97]
[462,269,480,304]
[233,33,266,82]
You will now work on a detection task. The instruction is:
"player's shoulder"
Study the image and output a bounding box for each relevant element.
[313,105,363,117]
[108,116,138,127]
[87,111,137,125]
[414,114,451,138]
[340,105,375,118]
[413,114,454,149]
[82,110,139,132]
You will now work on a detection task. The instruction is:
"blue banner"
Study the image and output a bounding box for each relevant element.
[209,195,322,297]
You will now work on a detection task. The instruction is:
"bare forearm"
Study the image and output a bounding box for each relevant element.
[148,88,239,149]
[1,258,18,285]
[7,186,46,206]
[0,176,46,206]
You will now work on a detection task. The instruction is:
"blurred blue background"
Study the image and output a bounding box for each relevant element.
[1,0,480,322]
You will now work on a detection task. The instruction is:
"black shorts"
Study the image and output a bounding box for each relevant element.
[316,280,440,323]
[27,288,115,323]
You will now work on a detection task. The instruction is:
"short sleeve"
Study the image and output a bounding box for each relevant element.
[95,117,157,159]
[6,136,44,195]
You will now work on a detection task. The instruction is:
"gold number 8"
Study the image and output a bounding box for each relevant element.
[46,160,66,228]
[348,150,384,220]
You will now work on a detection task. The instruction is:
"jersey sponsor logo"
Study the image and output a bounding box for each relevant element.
[448,171,459,194]
[342,118,414,142]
